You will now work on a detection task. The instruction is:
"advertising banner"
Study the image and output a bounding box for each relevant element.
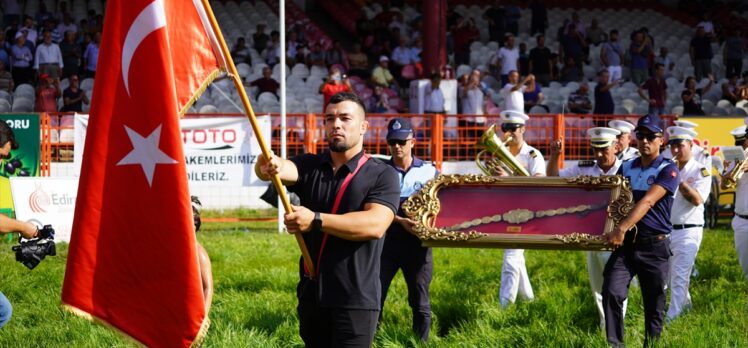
[75,114,271,186]
[0,114,41,212]
[9,177,78,242]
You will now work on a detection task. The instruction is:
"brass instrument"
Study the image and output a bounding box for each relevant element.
[475,124,530,176]
[724,150,748,188]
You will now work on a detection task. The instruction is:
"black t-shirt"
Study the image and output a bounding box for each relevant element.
[288,150,399,309]
[593,85,614,114]
[682,88,705,116]
[60,87,84,112]
[529,47,551,74]
[690,36,712,60]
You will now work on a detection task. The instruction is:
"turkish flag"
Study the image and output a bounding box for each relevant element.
[61,1,225,347]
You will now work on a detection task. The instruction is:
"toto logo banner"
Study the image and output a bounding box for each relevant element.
[74,114,271,186]
[10,177,79,242]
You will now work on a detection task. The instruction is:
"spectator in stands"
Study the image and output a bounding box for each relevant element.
[388,12,407,39]
[33,3,51,29]
[230,37,251,66]
[681,75,714,116]
[286,30,300,66]
[319,67,352,110]
[523,80,545,113]
[249,67,280,98]
[723,28,744,79]
[82,31,99,78]
[504,1,521,36]
[629,30,652,86]
[305,42,326,68]
[460,69,487,141]
[654,47,674,79]
[56,1,71,24]
[722,74,742,105]
[19,16,36,46]
[586,19,605,46]
[252,23,269,54]
[567,83,592,114]
[496,34,519,86]
[34,30,63,79]
[369,85,390,113]
[593,70,617,115]
[549,53,560,81]
[689,26,713,81]
[264,31,280,66]
[696,13,715,37]
[483,1,505,43]
[560,23,586,72]
[347,43,369,79]
[502,70,534,112]
[371,56,396,89]
[391,37,414,87]
[0,60,13,92]
[425,73,445,114]
[34,73,59,112]
[529,34,552,86]
[529,0,548,36]
[570,12,586,37]
[452,17,479,66]
[60,74,88,112]
[638,63,668,115]
[560,56,581,83]
[55,13,76,40]
[325,40,348,70]
[0,32,9,67]
[601,30,623,83]
[518,43,529,77]
[10,31,33,85]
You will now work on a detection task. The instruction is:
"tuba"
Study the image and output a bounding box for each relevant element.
[475,124,530,176]
[724,149,748,188]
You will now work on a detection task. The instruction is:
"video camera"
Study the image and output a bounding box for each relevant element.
[12,225,56,270]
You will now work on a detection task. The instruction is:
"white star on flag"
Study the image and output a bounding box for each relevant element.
[117,124,178,186]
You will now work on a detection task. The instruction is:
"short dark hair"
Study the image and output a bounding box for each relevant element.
[654,63,665,70]
[536,34,544,40]
[609,29,618,36]
[328,92,366,113]
[0,121,18,150]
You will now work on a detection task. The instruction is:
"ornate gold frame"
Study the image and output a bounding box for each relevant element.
[401,174,634,250]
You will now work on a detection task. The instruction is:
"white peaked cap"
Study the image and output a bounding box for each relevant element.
[587,127,621,148]
[608,120,635,134]
[731,125,747,138]
[673,120,699,129]
[666,126,697,142]
[499,110,530,125]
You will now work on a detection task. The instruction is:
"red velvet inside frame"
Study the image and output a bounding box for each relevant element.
[435,185,610,236]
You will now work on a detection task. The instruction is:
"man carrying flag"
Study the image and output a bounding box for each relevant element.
[61,1,226,347]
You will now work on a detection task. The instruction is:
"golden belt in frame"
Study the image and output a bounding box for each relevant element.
[444,202,609,231]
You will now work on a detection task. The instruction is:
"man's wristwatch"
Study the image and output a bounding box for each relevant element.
[312,212,322,231]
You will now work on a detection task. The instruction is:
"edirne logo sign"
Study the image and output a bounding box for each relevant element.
[29,183,51,213]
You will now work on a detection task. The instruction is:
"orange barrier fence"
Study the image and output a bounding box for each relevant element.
[45,113,677,170]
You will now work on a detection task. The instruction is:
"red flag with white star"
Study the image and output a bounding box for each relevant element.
[61,1,226,346]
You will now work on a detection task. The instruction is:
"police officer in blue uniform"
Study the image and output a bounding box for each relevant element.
[379,118,439,342]
[602,114,680,347]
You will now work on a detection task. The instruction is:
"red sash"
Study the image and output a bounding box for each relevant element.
[304,153,370,278]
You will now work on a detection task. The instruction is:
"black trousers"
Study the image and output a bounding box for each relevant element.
[297,300,379,348]
[602,234,671,347]
[379,231,433,341]
[726,59,743,80]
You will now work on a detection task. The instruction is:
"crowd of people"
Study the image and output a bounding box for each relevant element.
[0,0,100,113]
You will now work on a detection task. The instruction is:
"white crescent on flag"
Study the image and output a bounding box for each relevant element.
[122,0,167,96]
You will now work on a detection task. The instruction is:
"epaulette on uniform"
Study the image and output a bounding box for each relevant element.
[578,160,596,167]
[700,167,710,177]
[529,149,538,158]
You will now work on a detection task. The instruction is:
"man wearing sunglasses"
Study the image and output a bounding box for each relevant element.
[608,120,639,161]
[378,118,439,342]
[602,114,680,347]
[495,110,546,307]
[547,126,628,330]
[664,126,711,322]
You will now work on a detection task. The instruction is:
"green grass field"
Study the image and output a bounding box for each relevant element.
[1,218,746,347]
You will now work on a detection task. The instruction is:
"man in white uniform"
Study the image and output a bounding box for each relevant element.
[609,120,639,161]
[665,126,712,321]
[547,127,627,329]
[662,120,711,169]
[495,110,546,307]
[724,123,748,283]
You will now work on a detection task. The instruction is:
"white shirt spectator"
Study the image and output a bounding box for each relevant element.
[461,87,486,123]
[502,83,526,112]
[391,46,413,65]
[55,23,77,37]
[497,46,519,75]
[425,83,444,112]
[34,42,63,69]
[697,21,714,35]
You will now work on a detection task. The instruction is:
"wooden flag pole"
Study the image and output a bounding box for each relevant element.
[200,0,315,276]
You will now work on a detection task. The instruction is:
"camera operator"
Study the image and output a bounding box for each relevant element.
[0,215,39,329]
